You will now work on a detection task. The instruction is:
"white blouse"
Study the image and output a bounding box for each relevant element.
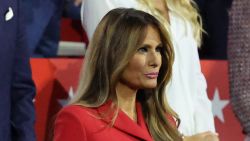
[81,0,215,135]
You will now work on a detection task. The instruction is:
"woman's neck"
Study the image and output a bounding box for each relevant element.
[116,82,137,122]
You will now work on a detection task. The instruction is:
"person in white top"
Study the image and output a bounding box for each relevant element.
[81,0,216,140]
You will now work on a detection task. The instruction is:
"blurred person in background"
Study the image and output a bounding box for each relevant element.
[22,0,82,57]
[0,0,36,141]
[81,0,216,139]
[227,0,250,141]
[196,0,233,60]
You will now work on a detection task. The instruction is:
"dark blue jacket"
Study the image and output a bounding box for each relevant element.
[22,0,82,57]
[0,0,36,141]
[22,0,64,57]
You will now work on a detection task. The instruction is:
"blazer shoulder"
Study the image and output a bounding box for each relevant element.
[57,105,97,120]
[54,105,96,141]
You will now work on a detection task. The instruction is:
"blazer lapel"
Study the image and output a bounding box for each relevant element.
[97,101,153,141]
[113,102,153,141]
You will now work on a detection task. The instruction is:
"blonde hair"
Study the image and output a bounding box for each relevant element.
[138,0,203,46]
[71,8,182,141]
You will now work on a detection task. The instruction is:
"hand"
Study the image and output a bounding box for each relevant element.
[183,131,219,141]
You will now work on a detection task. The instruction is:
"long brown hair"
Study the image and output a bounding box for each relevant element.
[71,8,182,141]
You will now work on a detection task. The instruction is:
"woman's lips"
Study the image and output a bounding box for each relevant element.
[144,72,159,79]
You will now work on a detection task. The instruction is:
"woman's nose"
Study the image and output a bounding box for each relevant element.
[148,51,161,68]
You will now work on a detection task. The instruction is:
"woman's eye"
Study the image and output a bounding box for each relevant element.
[156,46,163,53]
[137,47,148,53]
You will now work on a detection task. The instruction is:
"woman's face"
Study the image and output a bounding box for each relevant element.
[120,26,162,89]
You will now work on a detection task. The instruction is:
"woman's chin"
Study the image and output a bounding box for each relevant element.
[142,82,157,89]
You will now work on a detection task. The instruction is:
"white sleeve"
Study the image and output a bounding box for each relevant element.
[80,0,84,27]
[192,46,215,133]
[81,0,112,39]
[81,0,138,39]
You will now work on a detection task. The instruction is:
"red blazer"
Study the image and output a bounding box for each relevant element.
[54,102,176,141]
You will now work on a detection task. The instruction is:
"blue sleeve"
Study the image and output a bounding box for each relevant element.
[10,1,36,141]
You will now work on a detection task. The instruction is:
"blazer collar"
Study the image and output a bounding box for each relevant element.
[97,101,153,141]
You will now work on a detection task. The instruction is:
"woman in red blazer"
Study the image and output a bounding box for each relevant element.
[54,8,182,141]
